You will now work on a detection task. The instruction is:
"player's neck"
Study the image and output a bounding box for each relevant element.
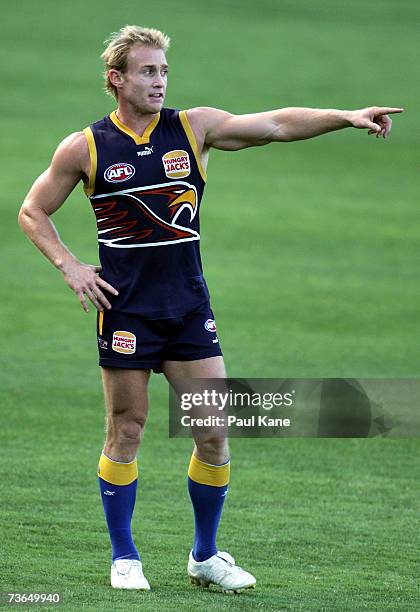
[115,104,160,137]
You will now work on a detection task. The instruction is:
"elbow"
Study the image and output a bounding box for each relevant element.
[18,204,28,231]
[18,205,27,230]
[18,202,34,233]
[272,126,294,143]
[277,134,294,143]
[275,132,303,143]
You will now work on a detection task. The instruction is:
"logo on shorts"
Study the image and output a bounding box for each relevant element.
[204,319,217,332]
[112,331,136,354]
[104,163,135,183]
[162,150,191,179]
[98,338,108,350]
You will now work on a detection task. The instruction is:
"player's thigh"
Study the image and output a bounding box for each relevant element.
[162,356,227,402]
[163,357,229,459]
[101,367,151,425]
[162,355,227,380]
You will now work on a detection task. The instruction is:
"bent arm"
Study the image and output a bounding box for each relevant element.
[18,132,87,270]
[187,106,404,151]
[18,132,118,312]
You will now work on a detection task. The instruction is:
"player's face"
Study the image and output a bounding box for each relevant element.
[119,44,168,114]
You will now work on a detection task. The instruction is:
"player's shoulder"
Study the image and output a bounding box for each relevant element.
[51,131,89,170]
[183,107,234,133]
[59,130,86,147]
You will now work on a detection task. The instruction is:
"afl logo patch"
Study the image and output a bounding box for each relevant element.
[204,319,217,332]
[162,150,191,179]
[112,331,136,354]
[104,163,135,183]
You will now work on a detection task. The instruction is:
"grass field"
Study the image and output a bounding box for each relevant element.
[1,0,419,610]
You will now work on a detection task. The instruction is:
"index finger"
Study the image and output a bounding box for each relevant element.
[375,107,404,115]
[96,277,119,296]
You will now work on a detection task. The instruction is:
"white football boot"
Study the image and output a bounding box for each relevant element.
[188,550,256,594]
[111,559,151,590]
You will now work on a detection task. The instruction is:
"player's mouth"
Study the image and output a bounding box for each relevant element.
[149,93,163,99]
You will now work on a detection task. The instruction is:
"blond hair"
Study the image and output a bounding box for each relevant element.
[101,25,170,99]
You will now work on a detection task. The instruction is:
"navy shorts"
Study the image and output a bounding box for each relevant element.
[96,301,223,373]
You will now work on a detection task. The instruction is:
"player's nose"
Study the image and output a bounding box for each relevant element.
[153,74,166,88]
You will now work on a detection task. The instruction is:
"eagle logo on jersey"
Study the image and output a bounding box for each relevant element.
[91,181,199,248]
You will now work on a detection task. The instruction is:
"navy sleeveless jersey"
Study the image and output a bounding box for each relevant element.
[83,108,210,319]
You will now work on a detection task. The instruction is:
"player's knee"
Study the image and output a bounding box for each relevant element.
[117,422,143,447]
[111,400,148,419]
[107,415,146,447]
[195,434,228,457]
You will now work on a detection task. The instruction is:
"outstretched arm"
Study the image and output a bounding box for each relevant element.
[18,133,118,312]
[187,106,404,151]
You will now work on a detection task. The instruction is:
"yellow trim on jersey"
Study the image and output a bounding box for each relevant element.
[83,127,97,197]
[109,110,160,145]
[188,454,230,487]
[98,311,104,336]
[98,452,138,486]
[179,110,207,183]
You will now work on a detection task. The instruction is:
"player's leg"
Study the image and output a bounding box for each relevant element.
[101,367,150,462]
[163,356,256,592]
[98,367,151,589]
[164,354,228,461]
[164,356,229,559]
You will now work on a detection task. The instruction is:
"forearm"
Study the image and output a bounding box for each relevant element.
[18,205,78,272]
[272,107,353,142]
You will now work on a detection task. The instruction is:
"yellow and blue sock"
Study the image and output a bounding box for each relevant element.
[98,452,140,562]
[187,454,230,562]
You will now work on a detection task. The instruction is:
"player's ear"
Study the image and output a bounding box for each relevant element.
[108,69,124,89]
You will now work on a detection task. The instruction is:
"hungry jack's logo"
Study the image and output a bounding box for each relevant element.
[162,150,191,178]
[91,181,199,248]
[112,331,136,354]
